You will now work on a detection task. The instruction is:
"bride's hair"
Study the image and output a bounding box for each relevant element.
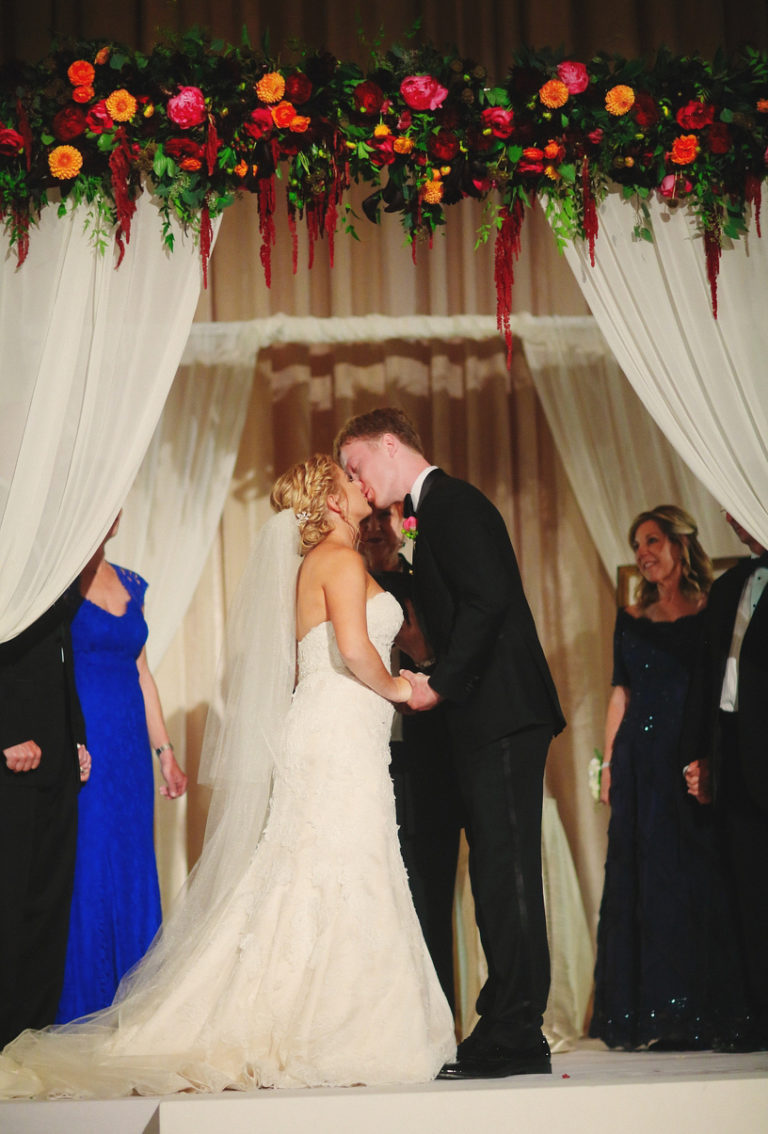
[270,453,344,555]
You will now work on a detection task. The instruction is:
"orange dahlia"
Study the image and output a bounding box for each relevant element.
[394,137,414,155]
[67,60,95,87]
[105,89,138,122]
[671,134,699,164]
[289,115,310,133]
[539,79,569,109]
[256,72,286,104]
[422,178,443,204]
[605,85,635,116]
[49,145,83,179]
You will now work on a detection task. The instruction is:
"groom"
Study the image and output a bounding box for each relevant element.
[336,408,565,1078]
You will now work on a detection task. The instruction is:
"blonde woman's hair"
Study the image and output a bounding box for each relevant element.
[629,504,714,609]
[270,453,344,555]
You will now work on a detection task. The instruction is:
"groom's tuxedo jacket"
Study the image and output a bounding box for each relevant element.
[683,553,768,813]
[410,469,565,751]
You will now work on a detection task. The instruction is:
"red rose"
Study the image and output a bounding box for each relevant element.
[587,128,604,145]
[85,101,114,133]
[675,100,715,131]
[518,146,544,174]
[167,86,206,129]
[481,106,514,138]
[165,137,204,162]
[52,105,87,141]
[556,60,589,94]
[633,92,659,128]
[428,128,459,162]
[285,72,313,106]
[353,80,385,114]
[400,75,448,112]
[0,125,24,155]
[243,108,274,140]
[370,135,396,166]
[706,122,731,154]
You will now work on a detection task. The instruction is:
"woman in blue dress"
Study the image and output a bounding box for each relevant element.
[590,505,747,1050]
[56,513,187,1023]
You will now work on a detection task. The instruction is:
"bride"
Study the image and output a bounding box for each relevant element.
[0,454,455,1098]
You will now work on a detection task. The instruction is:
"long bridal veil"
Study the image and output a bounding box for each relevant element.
[0,508,303,1098]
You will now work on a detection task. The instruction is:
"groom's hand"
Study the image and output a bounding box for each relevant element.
[400,669,442,712]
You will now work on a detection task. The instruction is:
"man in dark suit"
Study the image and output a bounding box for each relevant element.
[0,596,89,1047]
[683,513,768,1050]
[336,408,565,1078]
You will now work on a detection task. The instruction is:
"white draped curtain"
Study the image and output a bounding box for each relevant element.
[0,191,216,642]
[562,193,768,548]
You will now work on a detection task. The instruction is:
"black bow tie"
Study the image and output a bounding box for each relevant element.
[403,494,415,519]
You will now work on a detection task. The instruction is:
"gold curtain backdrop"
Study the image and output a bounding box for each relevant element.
[4,0,765,1035]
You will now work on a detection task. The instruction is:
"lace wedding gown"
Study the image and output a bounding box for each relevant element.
[0,590,455,1098]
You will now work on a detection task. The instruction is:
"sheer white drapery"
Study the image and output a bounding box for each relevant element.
[0,191,215,642]
[561,192,768,548]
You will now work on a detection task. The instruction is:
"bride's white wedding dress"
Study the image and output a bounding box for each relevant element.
[0,590,455,1098]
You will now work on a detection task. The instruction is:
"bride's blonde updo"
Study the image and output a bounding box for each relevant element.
[270,453,343,555]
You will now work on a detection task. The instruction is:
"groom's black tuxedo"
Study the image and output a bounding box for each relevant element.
[409,469,565,1052]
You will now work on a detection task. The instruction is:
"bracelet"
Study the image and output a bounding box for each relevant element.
[154,743,174,758]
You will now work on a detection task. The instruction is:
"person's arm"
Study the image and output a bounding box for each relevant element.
[325,551,411,703]
[600,685,629,805]
[136,646,187,799]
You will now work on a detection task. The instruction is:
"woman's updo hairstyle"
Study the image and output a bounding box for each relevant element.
[628,504,714,609]
[270,454,343,555]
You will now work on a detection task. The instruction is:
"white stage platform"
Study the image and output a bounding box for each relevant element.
[2,1044,767,1134]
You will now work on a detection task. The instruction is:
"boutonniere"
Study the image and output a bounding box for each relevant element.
[401,516,418,542]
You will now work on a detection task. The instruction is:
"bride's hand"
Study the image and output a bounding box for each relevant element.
[390,675,412,703]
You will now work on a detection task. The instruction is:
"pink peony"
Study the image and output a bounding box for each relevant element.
[556,60,589,94]
[167,86,206,129]
[481,106,515,138]
[400,75,448,112]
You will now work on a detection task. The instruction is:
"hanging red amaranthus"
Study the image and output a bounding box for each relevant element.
[10,205,30,266]
[581,156,598,267]
[745,173,762,239]
[199,202,212,288]
[494,198,526,365]
[287,209,299,274]
[703,207,722,319]
[108,127,137,266]
[258,175,276,288]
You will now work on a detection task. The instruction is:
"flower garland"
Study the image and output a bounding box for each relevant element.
[1,32,766,339]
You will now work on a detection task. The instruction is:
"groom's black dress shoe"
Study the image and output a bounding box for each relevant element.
[437,1037,551,1080]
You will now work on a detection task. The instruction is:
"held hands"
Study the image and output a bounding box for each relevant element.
[399,669,442,712]
[390,675,412,704]
[3,739,42,773]
[684,758,712,805]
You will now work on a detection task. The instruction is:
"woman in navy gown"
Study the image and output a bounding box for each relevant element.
[56,514,187,1023]
[590,505,746,1050]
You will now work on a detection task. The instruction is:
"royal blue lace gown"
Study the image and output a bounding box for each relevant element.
[56,566,161,1024]
[590,608,746,1049]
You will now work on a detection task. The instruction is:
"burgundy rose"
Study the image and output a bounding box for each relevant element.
[165,137,204,162]
[52,105,87,141]
[397,109,413,131]
[428,128,459,162]
[243,108,274,140]
[518,146,544,174]
[706,122,731,154]
[85,101,114,133]
[587,127,604,146]
[481,106,514,139]
[0,125,24,155]
[167,86,206,129]
[675,99,715,131]
[633,93,659,128]
[556,61,589,94]
[400,75,448,112]
[353,80,385,114]
[285,72,313,106]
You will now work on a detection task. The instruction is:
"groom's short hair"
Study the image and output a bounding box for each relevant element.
[333,407,425,458]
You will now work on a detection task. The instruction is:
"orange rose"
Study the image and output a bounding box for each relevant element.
[105,89,138,122]
[256,72,286,105]
[289,115,311,133]
[234,159,248,177]
[179,157,202,171]
[94,46,111,66]
[544,164,561,180]
[67,60,95,87]
[539,79,569,109]
[49,144,83,179]
[757,99,768,114]
[422,178,443,204]
[394,137,414,155]
[671,134,699,164]
[72,85,94,104]
[271,101,296,129]
[605,85,635,116]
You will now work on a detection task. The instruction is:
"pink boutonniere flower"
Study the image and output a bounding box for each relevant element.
[402,516,418,541]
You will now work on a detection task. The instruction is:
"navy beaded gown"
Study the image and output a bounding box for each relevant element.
[590,608,746,1049]
[56,566,161,1024]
